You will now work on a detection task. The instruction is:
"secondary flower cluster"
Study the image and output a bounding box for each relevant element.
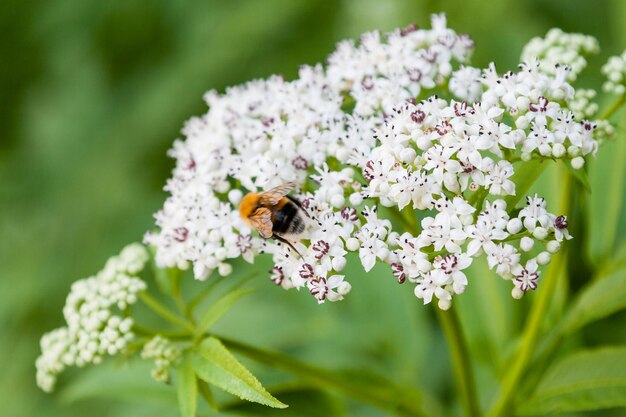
[141,335,181,383]
[146,15,603,307]
[602,49,626,95]
[521,28,598,80]
[35,244,148,392]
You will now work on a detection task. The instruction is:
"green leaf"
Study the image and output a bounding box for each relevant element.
[193,337,287,409]
[561,266,626,335]
[504,159,546,209]
[519,346,626,415]
[196,287,253,336]
[176,355,198,417]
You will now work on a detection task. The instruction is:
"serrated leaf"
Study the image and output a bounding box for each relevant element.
[176,355,197,417]
[561,266,626,334]
[193,337,286,409]
[519,346,626,415]
[196,288,253,335]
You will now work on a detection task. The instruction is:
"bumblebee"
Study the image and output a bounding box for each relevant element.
[239,182,310,255]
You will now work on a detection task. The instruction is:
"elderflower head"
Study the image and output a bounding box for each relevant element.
[147,15,597,309]
[36,244,148,392]
[602,50,626,95]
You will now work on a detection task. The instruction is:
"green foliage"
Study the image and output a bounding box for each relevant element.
[520,347,626,415]
[560,265,626,334]
[193,337,287,409]
[176,355,198,417]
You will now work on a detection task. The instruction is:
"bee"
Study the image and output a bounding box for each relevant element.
[239,182,310,255]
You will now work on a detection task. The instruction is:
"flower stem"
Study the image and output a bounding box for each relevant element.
[600,92,626,120]
[486,173,571,417]
[486,250,567,417]
[139,292,195,333]
[435,306,481,417]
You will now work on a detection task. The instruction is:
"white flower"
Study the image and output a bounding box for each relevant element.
[519,194,551,231]
[512,259,540,293]
[551,215,573,242]
[465,219,508,256]
[484,160,515,196]
[431,253,473,294]
[486,243,521,278]
[418,215,467,253]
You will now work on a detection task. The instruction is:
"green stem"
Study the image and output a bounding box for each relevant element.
[139,292,195,333]
[599,92,626,120]
[486,250,567,417]
[217,335,434,417]
[435,306,481,417]
[486,173,571,417]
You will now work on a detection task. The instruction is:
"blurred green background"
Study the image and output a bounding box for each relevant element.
[2,0,625,416]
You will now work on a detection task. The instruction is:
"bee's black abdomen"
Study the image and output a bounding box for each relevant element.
[273,201,305,235]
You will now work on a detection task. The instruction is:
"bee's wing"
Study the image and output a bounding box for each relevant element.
[259,182,297,206]
[249,207,273,238]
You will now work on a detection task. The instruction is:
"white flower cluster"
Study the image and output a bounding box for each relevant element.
[145,15,473,302]
[602,50,626,95]
[36,244,148,392]
[521,28,598,80]
[147,15,597,307]
[141,335,181,383]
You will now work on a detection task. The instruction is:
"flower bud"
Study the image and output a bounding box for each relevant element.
[536,251,551,265]
[521,152,532,162]
[438,298,451,311]
[533,227,548,240]
[218,263,233,276]
[330,194,345,208]
[228,189,243,205]
[567,145,580,157]
[571,156,585,170]
[507,218,523,234]
[332,256,347,271]
[346,238,360,251]
[520,236,534,252]
[546,240,561,253]
[349,192,363,206]
[552,143,566,158]
[511,287,524,299]
[400,147,417,163]
[337,281,352,295]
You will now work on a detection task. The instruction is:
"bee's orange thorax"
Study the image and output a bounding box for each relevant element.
[239,193,261,222]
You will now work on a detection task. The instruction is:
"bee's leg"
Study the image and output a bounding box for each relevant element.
[273,234,303,258]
